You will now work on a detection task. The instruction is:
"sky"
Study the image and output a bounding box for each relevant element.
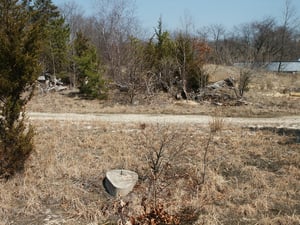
[52,0,300,31]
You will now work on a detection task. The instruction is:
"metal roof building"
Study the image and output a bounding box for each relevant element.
[234,60,300,73]
[266,61,300,73]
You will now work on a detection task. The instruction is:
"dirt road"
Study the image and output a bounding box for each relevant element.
[28,112,300,130]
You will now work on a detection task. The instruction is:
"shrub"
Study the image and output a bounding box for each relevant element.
[0,110,35,179]
[0,0,43,179]
[74,32,107,99]
[238,69,252,97]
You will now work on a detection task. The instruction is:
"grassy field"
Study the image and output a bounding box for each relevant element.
[1,66,299,224]
[27,65,300,117]
[0,120,299,224]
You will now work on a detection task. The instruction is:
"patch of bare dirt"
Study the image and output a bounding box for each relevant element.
[27,112,300,130]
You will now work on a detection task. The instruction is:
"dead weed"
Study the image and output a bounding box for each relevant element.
[0,120,298,224]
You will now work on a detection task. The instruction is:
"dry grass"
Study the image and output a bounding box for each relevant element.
[1,65,299,224]
[0,119,299,224]
[27,65,300,117]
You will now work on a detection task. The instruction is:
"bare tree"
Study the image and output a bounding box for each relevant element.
[118,37,146,104]
[277,0,298,72]
[234,23,258,64]
[207,24,226,64]
[59,1,85,87]
[250,18,277,64]
[94,0,140,80]
[60,1,85,40]
[139,125,187,208]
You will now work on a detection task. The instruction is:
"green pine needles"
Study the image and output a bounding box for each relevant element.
[74,32,107,99]
[0,0,43,179]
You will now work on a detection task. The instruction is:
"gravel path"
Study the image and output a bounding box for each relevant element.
[28,112,300,130]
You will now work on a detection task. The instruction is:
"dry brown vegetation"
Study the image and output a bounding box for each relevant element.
[27,65,300,117]
[1,66,299,224]
[0,120,299,224]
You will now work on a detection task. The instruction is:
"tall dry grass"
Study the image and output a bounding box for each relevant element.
[2,65,300,224]
[0,119,299,224]
[27,66,300,117]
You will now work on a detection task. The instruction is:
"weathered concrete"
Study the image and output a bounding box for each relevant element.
[103,169,138,197]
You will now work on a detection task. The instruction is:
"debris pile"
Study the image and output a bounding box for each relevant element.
[194,77,239,104]
[177,77,247,106]
[37,73,67,93]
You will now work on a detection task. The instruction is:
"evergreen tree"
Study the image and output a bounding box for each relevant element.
[73,32,107,99]
[45,17,70,77]
[32,0,70,78]
[144,18,210,94]
[0,0,43,178]
[175,33,210,92]
[144,18,176,92]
